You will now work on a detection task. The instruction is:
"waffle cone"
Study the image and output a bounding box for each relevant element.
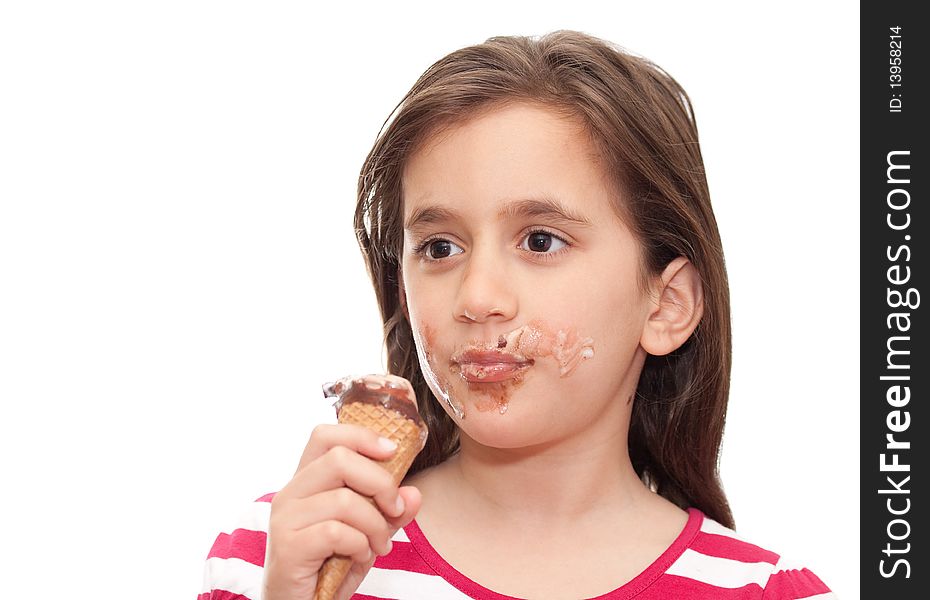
[314,401,425,600]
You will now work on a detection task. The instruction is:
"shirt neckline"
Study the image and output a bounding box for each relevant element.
[402,507,704,600]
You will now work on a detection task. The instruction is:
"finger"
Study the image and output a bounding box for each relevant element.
[273,487,395,556]
[385,485,423,532]
[297,423,398,472]
[290,445,403,517]
[295,520,373,565]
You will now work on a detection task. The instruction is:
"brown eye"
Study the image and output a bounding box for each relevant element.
[521,231,567,253]
[528,232,552,252]
[426,239,463,259]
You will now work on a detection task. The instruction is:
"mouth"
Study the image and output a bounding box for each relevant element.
[451,349,534,383]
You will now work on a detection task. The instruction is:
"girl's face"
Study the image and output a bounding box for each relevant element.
[401,102,654,449]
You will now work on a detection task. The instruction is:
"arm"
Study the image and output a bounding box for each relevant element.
[761,556,836,600]
[198,494,275,600]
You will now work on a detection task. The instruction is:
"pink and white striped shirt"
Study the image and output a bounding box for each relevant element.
[200,493,834,600]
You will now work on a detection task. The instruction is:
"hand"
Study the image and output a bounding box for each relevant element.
[262,422,423,600]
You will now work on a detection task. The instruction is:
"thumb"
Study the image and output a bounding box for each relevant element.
[387,485,422,533]
[333,486,422,600]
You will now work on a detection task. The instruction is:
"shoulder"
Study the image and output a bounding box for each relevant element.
[198,493,275,600]
[661,511,835,600]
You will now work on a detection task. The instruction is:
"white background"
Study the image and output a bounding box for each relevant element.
[0,1,858,598]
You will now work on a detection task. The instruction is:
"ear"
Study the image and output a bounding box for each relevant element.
[640,257,704,356]
[397,265,410,321]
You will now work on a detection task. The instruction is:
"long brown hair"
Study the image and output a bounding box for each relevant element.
[354,30,734,528]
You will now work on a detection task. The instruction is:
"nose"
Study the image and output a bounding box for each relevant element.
[452,247,517,325]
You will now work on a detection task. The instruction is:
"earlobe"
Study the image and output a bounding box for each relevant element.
[640,257,704,356]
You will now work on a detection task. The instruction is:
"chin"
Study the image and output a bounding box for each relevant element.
[455,413,545,449]
[441,377,565,449]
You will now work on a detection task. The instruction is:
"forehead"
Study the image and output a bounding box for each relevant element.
[401,102,616,219]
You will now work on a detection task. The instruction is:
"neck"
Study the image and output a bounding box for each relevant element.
[445,412,653,528]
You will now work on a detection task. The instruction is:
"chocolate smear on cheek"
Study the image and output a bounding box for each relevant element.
[413,323,466,419]
[510,320,595,378]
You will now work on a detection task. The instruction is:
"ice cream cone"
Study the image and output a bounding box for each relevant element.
[314,375,427,600]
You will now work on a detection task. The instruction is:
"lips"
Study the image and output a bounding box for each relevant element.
[451,349,533,383]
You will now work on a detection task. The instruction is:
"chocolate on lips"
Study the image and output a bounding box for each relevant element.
[453,348,534,383]
[452,320,595,380]
[443,321,596,415]
[410,320,596,419]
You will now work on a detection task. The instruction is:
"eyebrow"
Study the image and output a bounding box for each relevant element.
[404,196,593,231]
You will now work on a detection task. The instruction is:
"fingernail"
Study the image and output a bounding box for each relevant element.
[385,539,393,555]
[395,495,405,515]
[378,437,398,452]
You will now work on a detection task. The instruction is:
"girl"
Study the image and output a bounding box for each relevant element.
[200,30,834,600]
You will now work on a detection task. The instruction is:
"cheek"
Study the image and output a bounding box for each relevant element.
[588,298,650,391]
[410,320,467,420]
[509,320,594,378]
[550,280,648,383]
[401,270,445,322]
